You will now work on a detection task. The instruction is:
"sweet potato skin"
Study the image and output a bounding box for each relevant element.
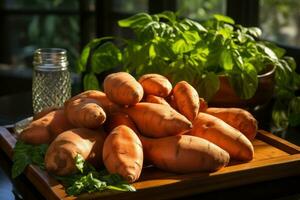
[103,125,143,183]
[173,81,200,121]
[104,72,144,106]
[44,128,106,176]
[141,134,229,173]
[64,90,120,115]
[104,112,139,133]
[205,107,258,140]
[138,74,172,97]
[64,97,106,129]
[145,95,170,106]
[19,110,73,144]
[190,112,254,161]
[123,102,192,138]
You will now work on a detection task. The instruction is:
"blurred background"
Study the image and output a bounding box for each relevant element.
[0,0,299,95]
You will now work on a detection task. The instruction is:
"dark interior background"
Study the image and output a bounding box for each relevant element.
[0,0,299,96]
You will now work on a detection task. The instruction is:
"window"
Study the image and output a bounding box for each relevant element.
[1,0,299,75]
[260,0,300,47]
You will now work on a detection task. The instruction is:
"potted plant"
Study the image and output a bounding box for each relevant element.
[77,11,300,131]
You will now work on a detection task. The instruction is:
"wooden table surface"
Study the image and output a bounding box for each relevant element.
[1,92,300,200]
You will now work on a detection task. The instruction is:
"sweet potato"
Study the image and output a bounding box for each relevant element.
[205,107,258,140]
[64,97,106,129]
[173,81,200,121]
[138,73,172,97]
[104,72,144,106]
[199,98,208,112]
[64,90,120,115]
[45,128,106,176]
[190,112,254,161]
[33,106,61,120]
[103,125,143,183]
[19,110,73,145]
[145,95,170,106]
[123,102,192,138]
[166,95,178,111]
[104,112,139,133]
[141,134,229,173]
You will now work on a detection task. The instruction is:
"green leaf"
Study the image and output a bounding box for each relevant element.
[77,37,114,72]
[83,73,99,90]
[172,39,193,54]
[118,12,152,29]
[91,42,122,74]
[12,141,48,178]
[181,18,207,32]
[220,49,233,71]
[213,14,235,24]
[156,11,177,23]
[182,30,200,44]
[247,27,262,38]
[194,72,220,100]
[75,154,85,173]
[230,63,258,99]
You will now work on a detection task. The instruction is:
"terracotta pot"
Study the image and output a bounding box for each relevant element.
[209,65,276,108]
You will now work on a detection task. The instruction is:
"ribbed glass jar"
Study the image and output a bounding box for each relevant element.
[32,48,71,114]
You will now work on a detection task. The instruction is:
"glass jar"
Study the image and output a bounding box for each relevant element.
[32,48,71,114]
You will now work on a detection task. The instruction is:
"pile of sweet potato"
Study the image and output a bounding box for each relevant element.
[19,72,257,183]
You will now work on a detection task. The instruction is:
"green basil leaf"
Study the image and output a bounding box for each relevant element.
[118,12,152,29]
[172,39,193,54]
[156,11,177,23]
[247,27,262,38]
[181,18,207,32]
[194,72,220,100]
[213,14,235,24]
[12,141,48,178]
[77,37,114,72]
[75,154,85,173]
[83,73,99,90]
[91,42,122,74]
[229,63,258,99]
[220,49,233,71]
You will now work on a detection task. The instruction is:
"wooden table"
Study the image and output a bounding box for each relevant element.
[1,92,300,200]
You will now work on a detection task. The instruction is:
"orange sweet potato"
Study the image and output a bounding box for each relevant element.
[104,72,144,106]
[205,107,258,140]
[45,128,106,176]
[140,134,229,173]
[123,102,192,138]
[173,81,200,121]
[144,95,170,106]
[19,110,73,145]
[103,125,143,183]
[190,112,254,161]
[138,73,172,97]
[64,90,120,115]
[64,97,106,129]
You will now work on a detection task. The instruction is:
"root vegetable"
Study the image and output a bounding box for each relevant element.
[190,112,254,161]
[105,112,139,133]
[145,95,170,106]
[104,72,144,106]
[45,128,106,176]
[64,90,120,115]
[19,110,73,145]
[123,102,192,138]
[64,97,106,129]
[173,81,200,121]
[205,107,258,140]
[141,134,229,173]
[138,74,172,97]
[103,125,143,183]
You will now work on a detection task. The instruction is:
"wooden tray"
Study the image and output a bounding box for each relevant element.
[1,126,300,200]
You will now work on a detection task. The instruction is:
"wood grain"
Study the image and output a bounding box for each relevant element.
[1,127,300,200]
